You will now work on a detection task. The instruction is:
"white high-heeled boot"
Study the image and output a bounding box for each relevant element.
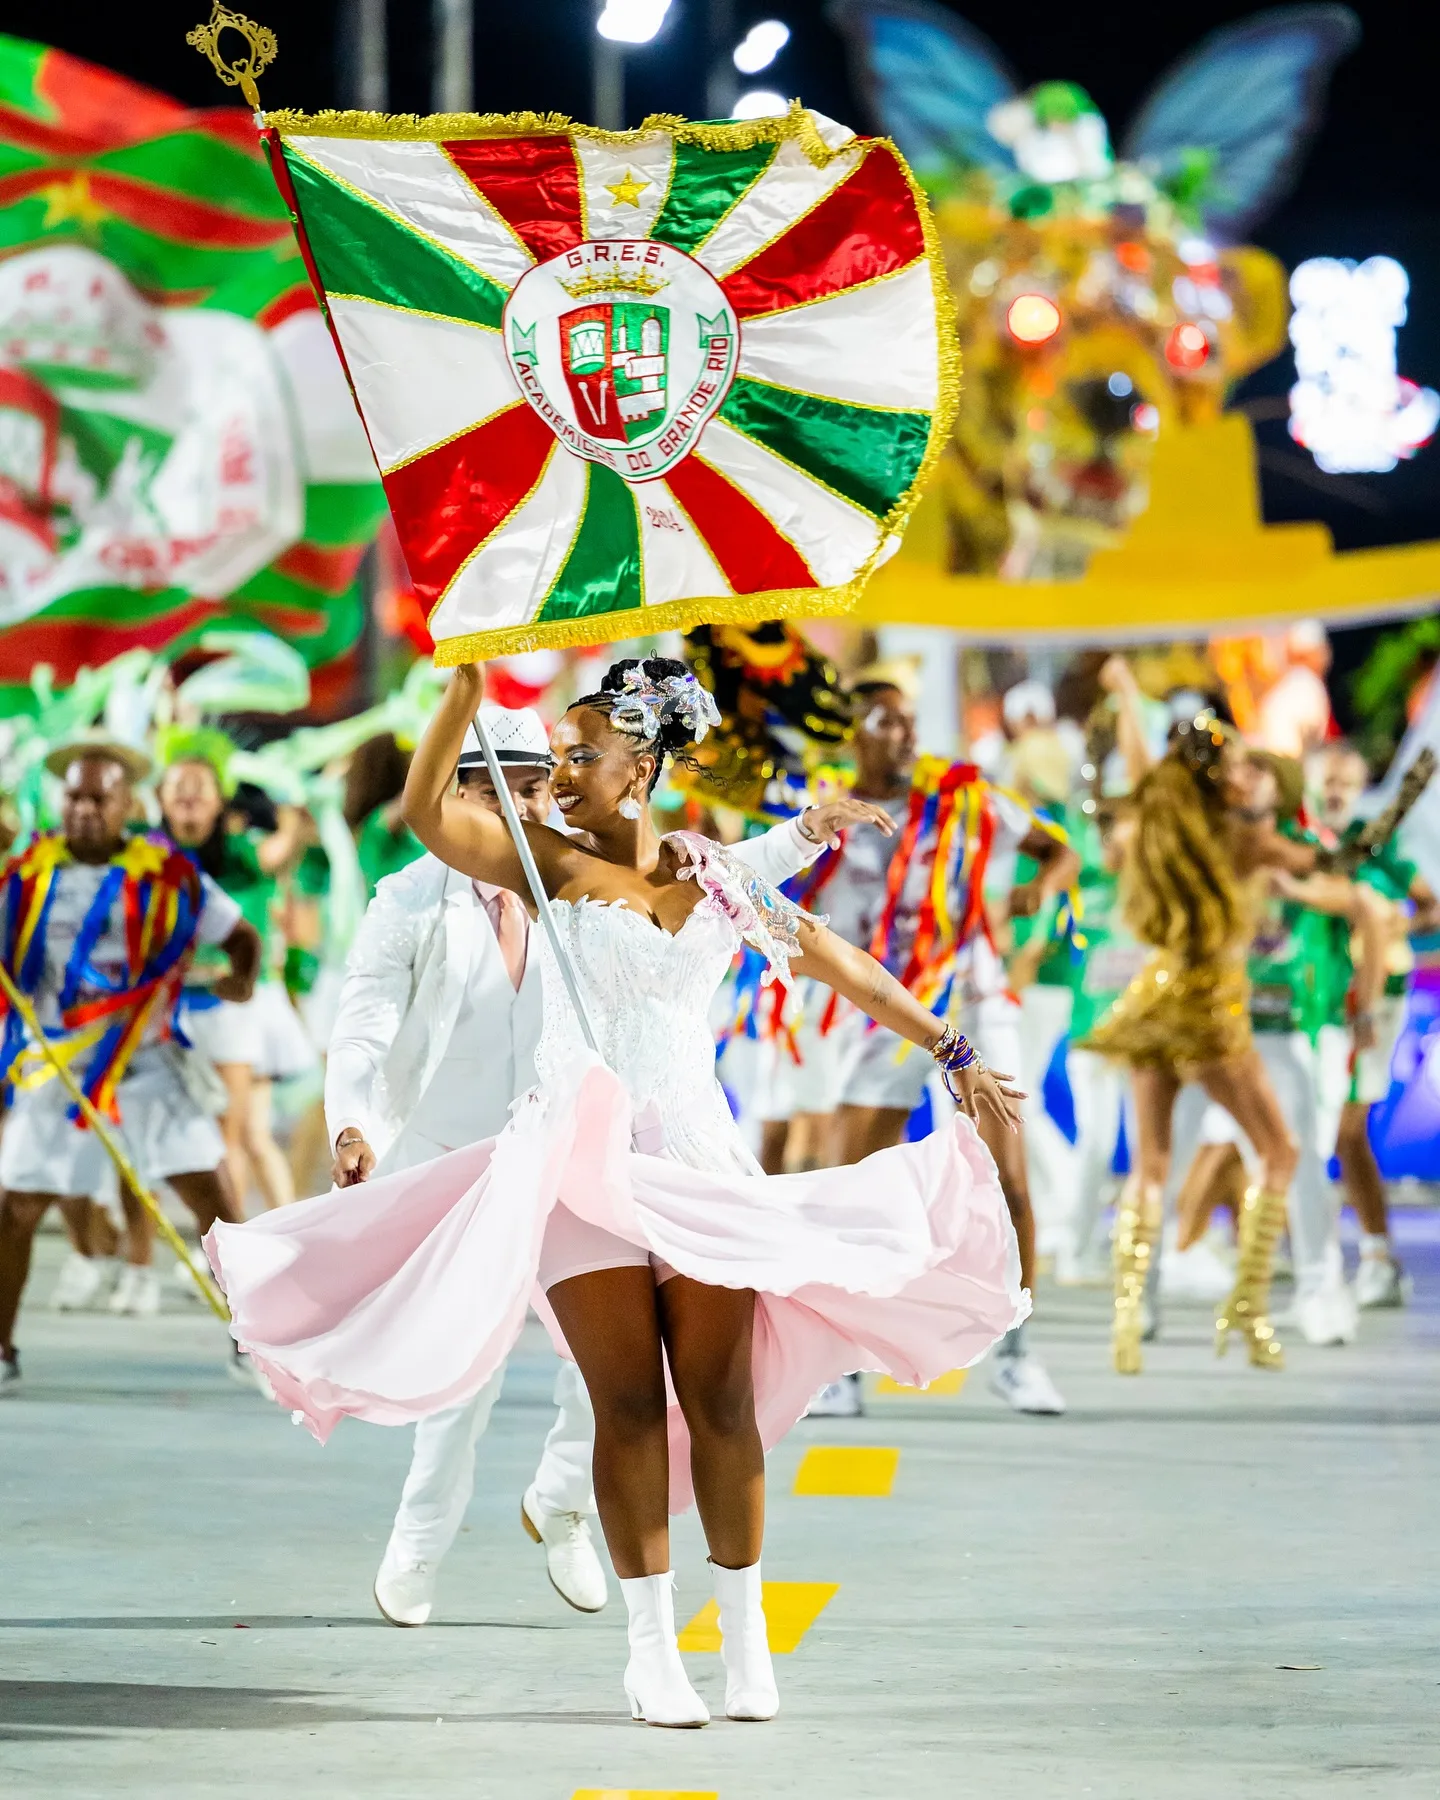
[619,1573,709,1728]
[712,1560,779,1721]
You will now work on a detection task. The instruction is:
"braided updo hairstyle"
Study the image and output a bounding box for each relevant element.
[568,656,705,788]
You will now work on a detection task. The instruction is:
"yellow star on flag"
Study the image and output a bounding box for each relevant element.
[604,169,650,208]
[38,171,110,233]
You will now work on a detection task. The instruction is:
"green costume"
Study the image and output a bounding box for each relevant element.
[358,805,425,899]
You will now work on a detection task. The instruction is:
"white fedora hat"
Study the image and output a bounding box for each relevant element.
[458,706,552,772]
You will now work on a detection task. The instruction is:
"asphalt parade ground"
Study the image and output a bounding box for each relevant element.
[2,1217,1437,1800]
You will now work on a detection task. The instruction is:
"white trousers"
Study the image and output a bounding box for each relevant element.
[1067,1047,1131,1260]
[1017,985,1076,1251]
[390,1360,597,1562]
[380,1124,597,1564]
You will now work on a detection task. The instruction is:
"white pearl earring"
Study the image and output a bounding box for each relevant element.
[618,795,643,821]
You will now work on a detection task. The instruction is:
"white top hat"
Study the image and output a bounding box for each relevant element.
[459,705,552,771]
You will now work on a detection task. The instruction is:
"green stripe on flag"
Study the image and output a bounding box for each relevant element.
[0,37,47,118]
[60,406,171,485]
[97,218,280,297]
[285,148,507,330]
[96,134,289,220]
[651,140,777,254]
[537,462,642,626]
[303,483,389,547]
[199,249,309,319]
[718,375,930,519]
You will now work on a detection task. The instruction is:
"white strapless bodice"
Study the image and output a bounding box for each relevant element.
[535,898,758,1175]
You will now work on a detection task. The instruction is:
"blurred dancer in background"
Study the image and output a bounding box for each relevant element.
[816,667,1077,1416]
[1308,741,1440,1308]
[0,740,260,1392]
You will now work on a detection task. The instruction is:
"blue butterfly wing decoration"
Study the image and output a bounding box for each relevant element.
[1122,4,1361,240]
[827,0,1017,181]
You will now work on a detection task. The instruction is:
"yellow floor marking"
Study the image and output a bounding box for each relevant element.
[871,1368,967,1397]
[679,1581,838,1654]
[792,1445,899,1497]
[572,1792,717,1799]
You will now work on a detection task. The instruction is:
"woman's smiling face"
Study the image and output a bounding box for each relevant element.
[548,706,656,831]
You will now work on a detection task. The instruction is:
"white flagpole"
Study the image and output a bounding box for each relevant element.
[470,710,601,1055]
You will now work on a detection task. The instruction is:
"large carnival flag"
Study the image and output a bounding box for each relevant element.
[0,36,387,712]
[263,103,957,662]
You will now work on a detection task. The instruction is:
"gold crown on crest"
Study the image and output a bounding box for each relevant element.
[557,267,669,300]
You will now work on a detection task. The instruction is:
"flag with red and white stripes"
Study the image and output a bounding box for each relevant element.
[265,102,957,662]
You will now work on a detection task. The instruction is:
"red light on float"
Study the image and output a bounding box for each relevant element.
[1006,293,1061,345]
[1165,322,1210,370]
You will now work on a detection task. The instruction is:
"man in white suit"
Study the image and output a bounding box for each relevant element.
[328,704,854,1627]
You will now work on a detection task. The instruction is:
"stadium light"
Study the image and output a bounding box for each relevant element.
[732,88,787,119]
[734,20,790,74]
[597,0,672,45]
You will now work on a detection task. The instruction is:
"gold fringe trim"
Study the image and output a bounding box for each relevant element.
[432,583,868,666]
[268,99,852,170]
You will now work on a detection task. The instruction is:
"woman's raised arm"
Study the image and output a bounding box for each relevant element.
[790,917,1024,1132]
[400,663,573,898]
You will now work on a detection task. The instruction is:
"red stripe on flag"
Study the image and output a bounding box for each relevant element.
[34,47,186,148]
[442,137,584,262]
[272,541,367,596]
[721,144,924,321]
[382,403,556,611]
[0,600,223,685]
[256,284,320,331]
[0,166,288,249]
[87,171,290,248]
[663,454,816,594]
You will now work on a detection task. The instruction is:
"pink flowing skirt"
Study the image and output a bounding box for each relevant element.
[205,1055,1028,1512]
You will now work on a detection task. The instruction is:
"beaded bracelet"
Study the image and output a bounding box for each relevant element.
[931,1025,985,1102]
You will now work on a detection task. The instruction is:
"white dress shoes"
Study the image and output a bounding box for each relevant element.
[373,1541,437,1626]
[521,1483,608,1613]
[713,1560,779,1721]
[619,1572,709,1727]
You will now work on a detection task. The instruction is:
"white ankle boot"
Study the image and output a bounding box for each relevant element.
[712,1560,779,1721]
[619,1573,709,1728]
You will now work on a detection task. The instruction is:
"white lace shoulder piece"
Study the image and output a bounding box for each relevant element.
[667,830,811,977]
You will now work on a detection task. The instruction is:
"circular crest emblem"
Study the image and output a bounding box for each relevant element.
[503,239,739,484]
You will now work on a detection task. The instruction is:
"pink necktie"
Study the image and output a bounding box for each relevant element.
[492,888,527,992]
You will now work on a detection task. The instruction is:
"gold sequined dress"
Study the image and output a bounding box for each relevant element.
[1077,880,1261,1075]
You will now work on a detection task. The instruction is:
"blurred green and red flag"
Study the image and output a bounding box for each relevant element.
[0,36,387,713]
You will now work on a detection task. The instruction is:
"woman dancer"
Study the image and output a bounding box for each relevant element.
[1080,713,1315,1373]
[207,657,1027,1729]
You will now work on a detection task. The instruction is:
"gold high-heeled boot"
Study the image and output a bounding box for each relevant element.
[1111,1181,1156,1375]
[1215,1185,1286,1368]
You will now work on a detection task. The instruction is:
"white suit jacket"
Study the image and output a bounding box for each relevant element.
[325,815,820,1168]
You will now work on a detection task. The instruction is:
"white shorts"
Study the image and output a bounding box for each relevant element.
[0,1048,225,1197]
[180,983,316,1081]
[1316,991,1406,1117]
[752,1012,847,1122]
[536,1203,677,1292]
[837,993,1023,1113]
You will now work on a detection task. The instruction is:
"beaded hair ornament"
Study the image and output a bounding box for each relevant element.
[606,667,721,747]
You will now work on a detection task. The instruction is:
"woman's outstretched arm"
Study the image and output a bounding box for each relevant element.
[400,663,573,897]
[790,918,1024,1132]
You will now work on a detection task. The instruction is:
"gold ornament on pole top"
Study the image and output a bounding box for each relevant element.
[187,4,278,114]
